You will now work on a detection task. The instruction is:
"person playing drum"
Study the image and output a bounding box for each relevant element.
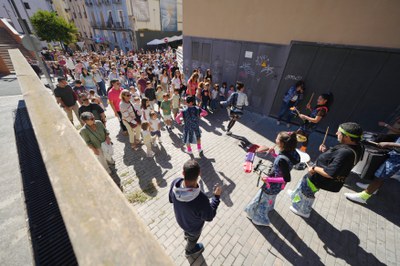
[296,93,333,152]
[289,122,364,218]
[245,131,300,226]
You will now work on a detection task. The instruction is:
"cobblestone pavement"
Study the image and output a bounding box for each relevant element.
[103,105,400,266]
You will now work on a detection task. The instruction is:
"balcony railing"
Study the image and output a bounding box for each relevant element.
[91,21,130,31]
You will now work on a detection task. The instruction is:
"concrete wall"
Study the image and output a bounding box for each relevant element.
[9,48,174,265]
[183,0,400,49]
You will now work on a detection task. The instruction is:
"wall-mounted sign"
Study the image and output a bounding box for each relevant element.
[245,51,253,59]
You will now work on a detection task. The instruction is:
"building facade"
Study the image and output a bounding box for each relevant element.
[0,0,53,34]
[66,0,94,50]
[183,0,400,132]
[84,0,134,52]
[127,0,182,49]
[52,0,72,24]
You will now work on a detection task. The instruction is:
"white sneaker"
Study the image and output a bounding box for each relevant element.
[290,206,310,218]
[356,182,378,194]
[345,192,367,204]
[287,189,293,197]
[185,149,193,155]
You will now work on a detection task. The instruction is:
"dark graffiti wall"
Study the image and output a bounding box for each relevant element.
[184,37,400,132]
[270,42,400,133]
[183,36,290,115]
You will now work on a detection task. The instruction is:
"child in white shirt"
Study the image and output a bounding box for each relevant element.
[149,111,162,146]
[141,121,155,157]
[171,88,181,119]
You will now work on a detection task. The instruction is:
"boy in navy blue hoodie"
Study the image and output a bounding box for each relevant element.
[169,160,222,257]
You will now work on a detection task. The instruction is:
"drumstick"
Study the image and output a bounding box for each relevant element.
[268,145,276,154]
[290,106,301,116]
[321,126,329,146]
[365,140,379,146]
[307,93,315,106]
[290,107,305,121]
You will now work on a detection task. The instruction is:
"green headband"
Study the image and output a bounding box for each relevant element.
[339,126,361,139]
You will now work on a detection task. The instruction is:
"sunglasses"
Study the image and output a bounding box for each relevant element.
[124,94,131,97]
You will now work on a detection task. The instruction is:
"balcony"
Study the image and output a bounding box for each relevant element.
[90,22,130,31]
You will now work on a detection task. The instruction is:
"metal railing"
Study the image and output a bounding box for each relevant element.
[9,49,173,266]
[91,21,130,31]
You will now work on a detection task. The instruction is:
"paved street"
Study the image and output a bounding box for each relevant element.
[0,75,33,265]
[103,104,400,266]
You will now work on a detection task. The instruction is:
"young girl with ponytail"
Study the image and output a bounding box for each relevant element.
[245,131,300,226]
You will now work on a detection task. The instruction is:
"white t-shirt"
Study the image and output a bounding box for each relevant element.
[236,92,249,107]
[141,108,151,121]
[149,118,160,132]
[171,77,181,89]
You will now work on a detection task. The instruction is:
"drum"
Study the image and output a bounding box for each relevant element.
[351,147,388,179]
[362,131,378,142]
[296,148,310,163]
[296,134,307,143]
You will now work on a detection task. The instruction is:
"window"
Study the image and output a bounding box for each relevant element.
[118,10,124,27]
[83,5,87,18]
[113,32,117,42]
[23,2,30,9]
[192,42,199,60]
[201,43,211,63]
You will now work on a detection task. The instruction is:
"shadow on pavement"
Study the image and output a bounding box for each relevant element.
[120,137,167,196]
[236,112,338,160]
[305,210,385,265]
[196,155,235,207]
[254,211,323,265]
[186,254,207,266]
[154,143,173,169]
[254,214,324,265]
[217,172,236,207]
[166,129,184,149]
[344,173,400,227]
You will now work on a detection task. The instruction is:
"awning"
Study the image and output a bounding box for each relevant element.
[146,35,182,45]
